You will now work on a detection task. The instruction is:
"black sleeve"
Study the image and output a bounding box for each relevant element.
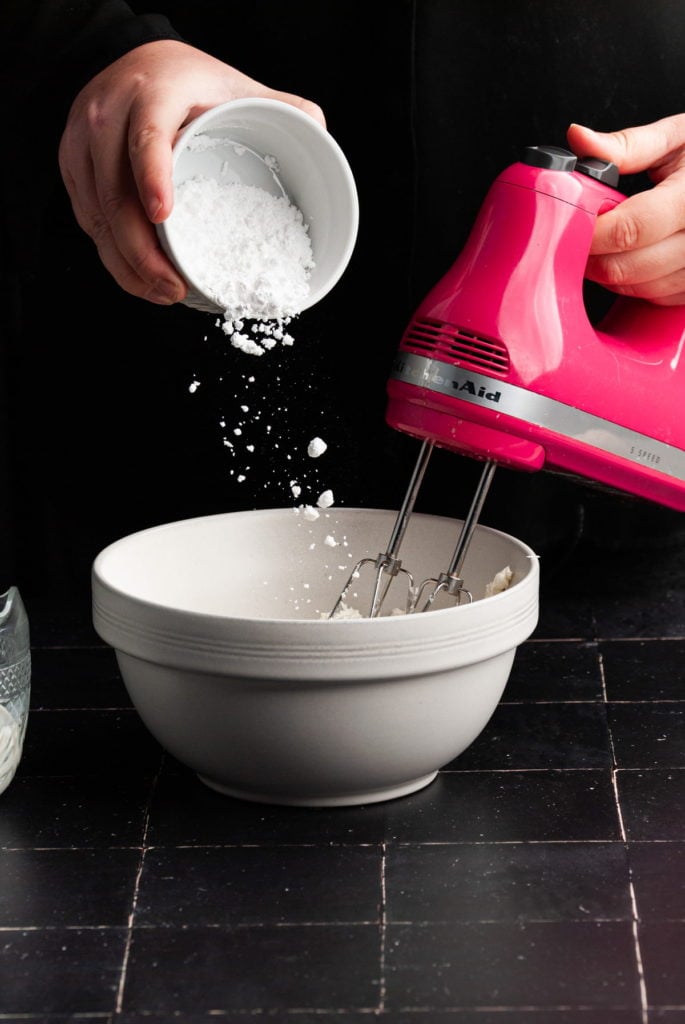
[0,1,185,283]
[1,1,184,141]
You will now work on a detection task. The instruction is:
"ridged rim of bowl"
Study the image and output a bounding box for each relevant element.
[92,508,540,680]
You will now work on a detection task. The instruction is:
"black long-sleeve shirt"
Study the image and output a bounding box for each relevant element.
[0,2,183,595]
[1,1,182,275]
[2,1,181,120]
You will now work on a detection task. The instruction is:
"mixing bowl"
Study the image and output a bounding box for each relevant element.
[92,507,539,806]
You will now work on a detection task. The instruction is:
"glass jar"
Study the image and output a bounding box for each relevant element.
[0,586,31,795]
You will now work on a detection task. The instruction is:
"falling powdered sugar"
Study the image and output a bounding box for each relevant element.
[171,165,342,607]
[307,437,327,458]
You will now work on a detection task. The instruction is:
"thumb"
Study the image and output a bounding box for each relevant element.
[567,116,685,176]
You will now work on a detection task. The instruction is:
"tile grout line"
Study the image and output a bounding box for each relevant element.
[599,649,649,1024]
[114,846,145,1014]
[526,636,685,643]
[378,841,388,1013]
[114,763,161,1014]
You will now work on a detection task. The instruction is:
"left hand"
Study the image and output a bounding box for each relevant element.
[567,115,685,306]
[58,40,326,306]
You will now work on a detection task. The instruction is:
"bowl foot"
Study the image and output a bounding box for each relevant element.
[196,770,439,807]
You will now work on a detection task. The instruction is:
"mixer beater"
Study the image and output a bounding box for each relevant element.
[331,143,685,619]
[329,446,497,618]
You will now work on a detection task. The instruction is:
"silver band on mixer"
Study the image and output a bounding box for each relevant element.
[391,352,685,481]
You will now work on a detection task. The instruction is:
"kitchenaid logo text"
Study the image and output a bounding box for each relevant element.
[394,356,501,404]
[449,378,502,402]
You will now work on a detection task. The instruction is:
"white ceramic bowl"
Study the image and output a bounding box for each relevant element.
[92,508,539,806]
[156,98,359,314]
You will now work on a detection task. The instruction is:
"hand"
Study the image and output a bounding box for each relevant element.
[58,39,326,305]
[567,115,685,305]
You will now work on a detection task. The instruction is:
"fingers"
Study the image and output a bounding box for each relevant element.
[567,116,685,177]
[585,184,685,304]
[585,229,685,305]
[567,116,685,304]
[93,188,187,304]
[271,93,326,129]
[61,155,186,305]
[589,176,685,255]
[126,81,189,225]
[127,109,177,224]
[58,122,101,238]
[585,268,685,306]
[567,118,685,254]
[59,96,187,304]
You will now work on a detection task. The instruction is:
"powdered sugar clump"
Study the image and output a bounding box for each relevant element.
[307,437,327,458]
[484,565,513,597]
[325,601,407,620]
[221,315,296,356]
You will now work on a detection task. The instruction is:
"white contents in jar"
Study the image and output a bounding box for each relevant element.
[0,705,22,795]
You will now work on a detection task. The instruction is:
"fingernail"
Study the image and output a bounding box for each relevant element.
[149,281,183,305]
[147,195,163,220]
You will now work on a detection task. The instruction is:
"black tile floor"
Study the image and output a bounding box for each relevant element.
[1,535,684,1023]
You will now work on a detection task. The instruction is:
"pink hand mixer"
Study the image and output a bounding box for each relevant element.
[331,145,685,617]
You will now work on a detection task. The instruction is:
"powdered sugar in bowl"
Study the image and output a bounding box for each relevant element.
[157,98,359,316]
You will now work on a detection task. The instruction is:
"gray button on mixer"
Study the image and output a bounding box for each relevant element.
[522,145,577,171]
[575,156,620,187]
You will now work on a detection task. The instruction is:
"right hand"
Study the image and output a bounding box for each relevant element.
[567,116,685,305]
[58,39,326,304]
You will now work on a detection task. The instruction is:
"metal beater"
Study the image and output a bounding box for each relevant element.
[329,445,497,618]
